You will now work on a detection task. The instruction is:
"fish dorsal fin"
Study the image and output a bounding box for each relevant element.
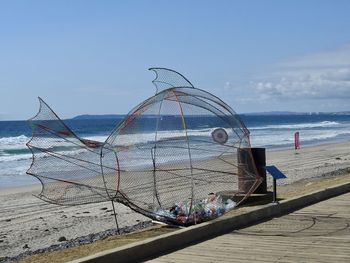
[149,67,194,93]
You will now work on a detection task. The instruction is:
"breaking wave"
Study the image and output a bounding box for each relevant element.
[251,121,340,130]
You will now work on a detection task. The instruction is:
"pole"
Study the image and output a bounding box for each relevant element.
[273,178,277,203]
[111,201,120,234]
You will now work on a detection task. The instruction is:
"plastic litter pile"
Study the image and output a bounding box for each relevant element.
[155,193,236,225]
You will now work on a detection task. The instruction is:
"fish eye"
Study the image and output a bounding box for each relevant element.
[211,128,228,144]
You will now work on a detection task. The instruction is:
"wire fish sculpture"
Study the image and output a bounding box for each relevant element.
[26,68,262,226]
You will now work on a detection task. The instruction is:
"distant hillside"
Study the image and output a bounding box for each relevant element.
[241,111,305,116]
[242,111,350,116]
[72,114,125,120]
[73,111,350,120]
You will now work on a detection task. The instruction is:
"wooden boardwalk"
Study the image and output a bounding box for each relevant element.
[147,192,350,262]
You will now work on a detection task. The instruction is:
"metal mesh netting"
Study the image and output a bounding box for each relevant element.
[26,98,113,205]
[26,68,261,226]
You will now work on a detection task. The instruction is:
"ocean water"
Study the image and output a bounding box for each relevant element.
[1,114,350,188]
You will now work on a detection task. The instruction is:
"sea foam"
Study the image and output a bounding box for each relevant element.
[250,121,340,130]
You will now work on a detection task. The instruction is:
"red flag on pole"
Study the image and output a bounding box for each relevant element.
[294,131,300,150]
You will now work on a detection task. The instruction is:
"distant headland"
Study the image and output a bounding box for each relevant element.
[72,111,350,120]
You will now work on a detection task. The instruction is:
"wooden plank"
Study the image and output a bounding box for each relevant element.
[147,192,350,262]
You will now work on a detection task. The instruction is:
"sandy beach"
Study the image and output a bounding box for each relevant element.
[1,141,350,261]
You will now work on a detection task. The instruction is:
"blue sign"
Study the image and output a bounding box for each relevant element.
[265,165,287,180]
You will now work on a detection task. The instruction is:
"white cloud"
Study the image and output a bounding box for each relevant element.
[278,44,350,70]
[249,45,350,102]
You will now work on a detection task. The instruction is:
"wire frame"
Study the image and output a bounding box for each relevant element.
[26,68,261,226]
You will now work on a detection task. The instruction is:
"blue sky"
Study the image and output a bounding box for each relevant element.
[1,0,350,120]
